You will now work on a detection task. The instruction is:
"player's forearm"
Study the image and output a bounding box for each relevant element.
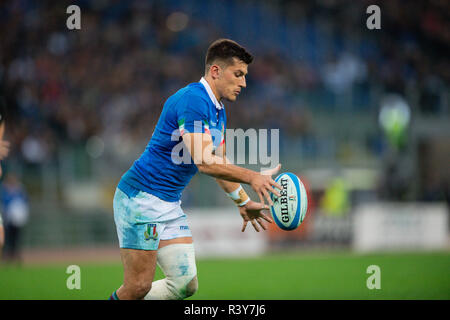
[183,133,257,184]
[212,149,246,192]
[197,155,257,185]
[0,122,5,140]
[215,177,251,207]
[215,177,241,193]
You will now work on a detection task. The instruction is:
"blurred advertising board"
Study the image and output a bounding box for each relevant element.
[187,208,268,258]
[353,203,449,252]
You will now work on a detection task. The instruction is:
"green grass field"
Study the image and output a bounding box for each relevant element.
[1,251,449,300]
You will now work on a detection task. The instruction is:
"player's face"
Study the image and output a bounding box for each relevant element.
[218,58,248,102]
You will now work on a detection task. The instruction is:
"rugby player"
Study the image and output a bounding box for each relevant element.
[109,39,282,300]
[0,100,10,258]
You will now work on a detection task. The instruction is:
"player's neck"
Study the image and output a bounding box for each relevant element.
[203,75,222,102]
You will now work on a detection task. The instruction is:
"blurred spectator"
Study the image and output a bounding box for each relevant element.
[320,177,350,217]
[0,97,10,259]
[1,0,448,158]
[0,0,448,204]
[1,173,29,263]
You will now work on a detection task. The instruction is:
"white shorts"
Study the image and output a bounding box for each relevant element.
[113,186,192,250]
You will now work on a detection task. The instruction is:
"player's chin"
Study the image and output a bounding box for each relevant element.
[227,93,239,101]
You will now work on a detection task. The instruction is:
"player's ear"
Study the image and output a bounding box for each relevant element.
[210,64,221,80]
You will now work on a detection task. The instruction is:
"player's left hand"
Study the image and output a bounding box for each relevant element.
[239,200,273,232]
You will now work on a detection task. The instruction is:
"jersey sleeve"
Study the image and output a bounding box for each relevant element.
[177,93,210,135]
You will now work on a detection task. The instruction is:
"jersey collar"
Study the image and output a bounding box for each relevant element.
[200,77,224,110]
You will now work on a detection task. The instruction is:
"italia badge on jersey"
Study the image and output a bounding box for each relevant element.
[202,119,210,134]
[178,119,185,136]
[144,223,158,241]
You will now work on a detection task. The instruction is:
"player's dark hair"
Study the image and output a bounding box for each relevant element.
[205,39,253,72]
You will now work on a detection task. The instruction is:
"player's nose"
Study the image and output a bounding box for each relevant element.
[240,76,246,88]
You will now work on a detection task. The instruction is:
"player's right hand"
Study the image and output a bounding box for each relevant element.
[249,164,283,206]
[239,200,273,232]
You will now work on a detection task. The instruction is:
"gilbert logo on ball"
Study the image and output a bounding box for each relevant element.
[270,172,308,231]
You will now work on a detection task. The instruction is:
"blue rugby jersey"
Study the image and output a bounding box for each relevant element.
[118,78,227,202]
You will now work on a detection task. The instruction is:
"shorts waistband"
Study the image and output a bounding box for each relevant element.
[118,179,140,199]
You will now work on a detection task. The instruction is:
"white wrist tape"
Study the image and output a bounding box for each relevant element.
[226,185,250,207]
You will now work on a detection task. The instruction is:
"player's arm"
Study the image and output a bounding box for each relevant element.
[212,142,275,232]
[0,119,10,178]
[212,141,245,199]
[0,122,9,158]
[0,118,3,251]
[182,132,281,206]
[213,143,251,206]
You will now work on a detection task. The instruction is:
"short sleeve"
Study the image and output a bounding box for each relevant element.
[177,93,210,135]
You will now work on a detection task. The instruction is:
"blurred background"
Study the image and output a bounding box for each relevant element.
[0,0,449,299]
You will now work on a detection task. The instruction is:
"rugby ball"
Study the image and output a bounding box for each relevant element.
[270,172,308,231]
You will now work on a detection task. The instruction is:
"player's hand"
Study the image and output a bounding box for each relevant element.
[0,140,10,160]
[249,164,282,206]
[239,200,273,232]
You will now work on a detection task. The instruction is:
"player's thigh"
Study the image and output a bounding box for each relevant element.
[158,214,193,249]
[120,248,158,287]
[159,236,192,249]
